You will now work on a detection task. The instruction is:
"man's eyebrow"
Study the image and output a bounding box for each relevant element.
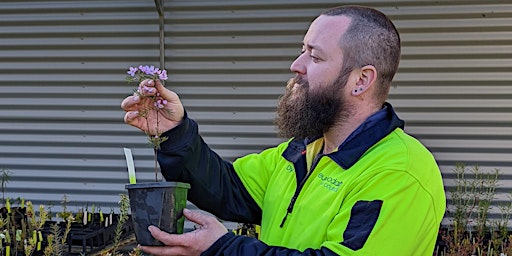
[304,43,326,55]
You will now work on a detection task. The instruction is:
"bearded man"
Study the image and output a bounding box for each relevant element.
[121,5,446,256]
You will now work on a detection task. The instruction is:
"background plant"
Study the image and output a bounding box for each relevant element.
[126,65,169,182]
[0,198,71,256]
[438,163,512,256]
[110,194,130,255]
[56,195,72,222]
[0,168,11,206]
[0,194,137,256]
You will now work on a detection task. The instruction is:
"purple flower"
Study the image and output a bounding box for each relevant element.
[127,65,168,81]
[138,65,147,74]
[127,67,138,76]
[143,65,158,75]
[150,66,160,75]
[158,69,168,80]
[154,99,167,109]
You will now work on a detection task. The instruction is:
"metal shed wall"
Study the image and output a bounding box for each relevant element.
[0,0,166,212]
[0,0,511,226]
[163,0,512,226]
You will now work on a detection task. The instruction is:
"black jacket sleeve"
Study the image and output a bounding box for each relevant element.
[202,233,338,256]
[158,115,340,256]
[157,115,262,224]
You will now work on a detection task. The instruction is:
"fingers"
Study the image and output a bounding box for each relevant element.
[139,211,228,256]
[138,79,158,96]
[184,209,227,235]
[154,79,180,103]
[120,94,140,111]
[147,225,182,246]
[138,244,190,256]
[121,77,185,133]
[121,95,142,126]
[184,210,229,243]
[183,208,210,226]
[138,79,180,102]
[123,111,139,124]
[144,225,198,252]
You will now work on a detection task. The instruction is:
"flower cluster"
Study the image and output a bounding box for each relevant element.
[126,65,169,143]
[125,65,170,181]
[126,65,169,110]
[126,65,168,81]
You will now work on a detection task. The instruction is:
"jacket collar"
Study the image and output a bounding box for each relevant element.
[282,102,405,169]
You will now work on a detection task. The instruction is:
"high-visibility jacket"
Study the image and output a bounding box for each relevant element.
[158,102,446,255]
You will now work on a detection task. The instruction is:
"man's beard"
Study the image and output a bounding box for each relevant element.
[275,71,352,140]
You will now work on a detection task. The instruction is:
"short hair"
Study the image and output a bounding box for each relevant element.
[322,6,401,102]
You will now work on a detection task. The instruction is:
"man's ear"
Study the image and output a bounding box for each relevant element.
[351,65,377,96]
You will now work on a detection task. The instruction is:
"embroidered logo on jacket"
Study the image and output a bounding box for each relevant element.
[317,173,342,192]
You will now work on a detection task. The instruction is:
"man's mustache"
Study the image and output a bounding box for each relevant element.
[286,76,308,90]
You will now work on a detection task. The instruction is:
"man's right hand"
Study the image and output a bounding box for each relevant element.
[121,79,185,135]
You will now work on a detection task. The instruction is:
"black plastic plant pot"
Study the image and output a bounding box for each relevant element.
[125,182,191,246]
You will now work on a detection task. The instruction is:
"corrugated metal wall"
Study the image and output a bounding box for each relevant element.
[1,0,511,227]
[0,0,165,212]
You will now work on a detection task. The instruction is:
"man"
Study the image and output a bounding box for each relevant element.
[121,5,446,256]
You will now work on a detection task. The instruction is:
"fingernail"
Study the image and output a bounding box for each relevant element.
[148,80,153,85]
[133,95,140,101]
[183,208,190,213]
[148,225,156,231]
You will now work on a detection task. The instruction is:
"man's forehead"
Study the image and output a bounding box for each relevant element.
[305,16,350,40]
[303,15,350,51]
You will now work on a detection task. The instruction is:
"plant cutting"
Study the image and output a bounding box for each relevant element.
[125,65,169,182]
[123,65,190,246]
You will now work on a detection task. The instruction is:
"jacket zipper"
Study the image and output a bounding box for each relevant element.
[280,153,323,228]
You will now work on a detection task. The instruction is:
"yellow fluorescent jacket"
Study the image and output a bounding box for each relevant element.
[232,104,446,255]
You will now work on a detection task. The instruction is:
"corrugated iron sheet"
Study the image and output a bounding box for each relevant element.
[0,0,511,227]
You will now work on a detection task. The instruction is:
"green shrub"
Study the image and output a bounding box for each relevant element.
[438,163,512,256]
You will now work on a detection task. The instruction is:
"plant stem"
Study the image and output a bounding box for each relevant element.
[154,148,158,182]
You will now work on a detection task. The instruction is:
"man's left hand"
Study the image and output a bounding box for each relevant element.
[139,209,228,256]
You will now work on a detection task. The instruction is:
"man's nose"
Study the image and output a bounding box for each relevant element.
[290,54,306,75]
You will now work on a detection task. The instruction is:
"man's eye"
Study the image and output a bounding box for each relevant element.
[311,55,320,62]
